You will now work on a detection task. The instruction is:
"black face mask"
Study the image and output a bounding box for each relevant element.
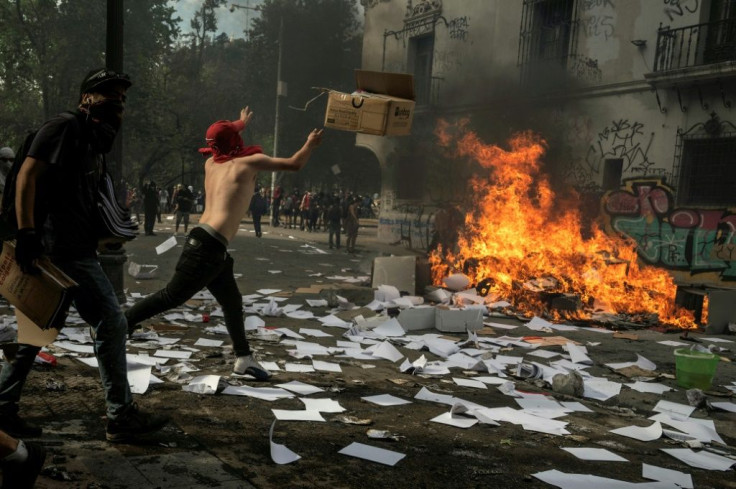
[84,100,124,153]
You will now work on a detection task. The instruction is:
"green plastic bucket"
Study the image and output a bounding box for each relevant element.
[674,348,719,390]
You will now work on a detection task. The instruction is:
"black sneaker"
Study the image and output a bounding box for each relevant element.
[0,413,43,438]
[105,403,170,442]
[1,441,46,489]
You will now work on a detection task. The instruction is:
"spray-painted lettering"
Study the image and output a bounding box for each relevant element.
[448,16,469,42]
[581,0,616,10]
[663,0,700,21]
[582,14,615,40]
[587,119,655,174]
[603,178,736,279]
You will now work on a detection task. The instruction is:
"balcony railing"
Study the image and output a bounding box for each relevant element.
[654,18,736,72]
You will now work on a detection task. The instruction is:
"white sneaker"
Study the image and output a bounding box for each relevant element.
[233,355,271,380]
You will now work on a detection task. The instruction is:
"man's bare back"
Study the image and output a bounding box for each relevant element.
[197,108,323,242]
[199,157,258,241]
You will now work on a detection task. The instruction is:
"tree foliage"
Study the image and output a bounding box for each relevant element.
[0,0,377,195]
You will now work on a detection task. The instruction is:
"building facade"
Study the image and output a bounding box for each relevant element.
[358,0,736,288]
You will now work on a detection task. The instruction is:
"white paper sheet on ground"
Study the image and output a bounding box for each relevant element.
[652,400,695,418]
[272,409,326,422]
[318,314,352,328]
[306,299,328,307]
[446,353,485,371]
[182,375,220,395]
[565,342,593,365]
[293,341,331,356]
[194,338,224,347]
[533,470,647,489]
[300,398,345,413]
[484,321,518,330]
[338,442,406,466]
[661,448,736,471]
[156,337,181,346]
[414,386,456,406]
[155,236,178,255]
[127,353,166,366]
[275,380,324,396]
[222,385,294,401]
[431,411,478,428]
[52,341,95,354]
[525,316,554,331]
[312,360,342,373]
[61,327,93,344]
[452,377,487,389]
[515,397,571,419]
[658,340,690,347]
[473,376,509,385]
[286,310,315,320]
[610,421,662,442]
[374,284,401,302]
[562,447,628,462]
[606,354,657,371]
[153,349,192,359]
[368,341,404,362]
[272,328,303,340]
[650,413,724,444]
[583,378,622,401]
[257,289,281,295]
[362,394,412,406]
[373,318,406,337]
[642,464,693,489]
[192,290,215,300]
[204,325,229,335]
[560,401,593,413]
[298,328,333,338]
[127,362,152,394]
[527,349,560,359]
[284,363,316,373]
[626,381,672,394]
[710,401,736,413]
[269,421,300,465]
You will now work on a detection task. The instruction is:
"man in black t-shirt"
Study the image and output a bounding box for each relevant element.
[174,184,194,234]
[0,68,169,443]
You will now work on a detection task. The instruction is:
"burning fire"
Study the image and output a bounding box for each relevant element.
[429,120,695,329]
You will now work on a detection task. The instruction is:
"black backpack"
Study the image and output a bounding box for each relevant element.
[0,112,78,240]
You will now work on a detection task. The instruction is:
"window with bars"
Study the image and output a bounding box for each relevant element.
[678,137,736,206]
[518,0,579,84]
[408,34,435,106]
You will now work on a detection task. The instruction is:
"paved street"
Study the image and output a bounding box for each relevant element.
[2,215,735,489]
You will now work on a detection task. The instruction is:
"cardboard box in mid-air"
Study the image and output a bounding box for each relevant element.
[324,70,415,136]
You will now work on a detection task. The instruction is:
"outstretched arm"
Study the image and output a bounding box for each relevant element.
[239,106,253,131]
[238,129,323,172]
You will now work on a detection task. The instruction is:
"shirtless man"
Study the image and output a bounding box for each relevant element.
[125,107,323,379]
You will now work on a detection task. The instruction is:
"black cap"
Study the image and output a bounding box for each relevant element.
[79,68,132,95]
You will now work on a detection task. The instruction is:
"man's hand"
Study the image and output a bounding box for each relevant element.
[15,228,43,274]
[240,106,253,129]
[306,129,323,148]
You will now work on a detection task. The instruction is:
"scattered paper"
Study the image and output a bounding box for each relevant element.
[562,447,628,462]
[661,448,735,471]
[269,421,300,465]
[155,236,178,255]
[610,421,662,442]
[338,442,406,466]
[271,409,326,422]
[193,338,224,347]
[642,463,693,489]
[300,398,345,413]
[361,394,412,407]
[182,375,220,395]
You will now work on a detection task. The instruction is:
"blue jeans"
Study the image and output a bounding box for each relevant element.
[0,256,132,419]
[125,227,250,356]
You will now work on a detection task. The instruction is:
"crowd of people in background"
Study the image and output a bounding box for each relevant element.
[120,181,377,253]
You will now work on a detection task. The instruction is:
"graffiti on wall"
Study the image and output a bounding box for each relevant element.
[570,56,603,83]
[380,202,435,251]
[580,0,616,40]
[586,119,656,174]
[663,0,700,21]
[603,178,736,280]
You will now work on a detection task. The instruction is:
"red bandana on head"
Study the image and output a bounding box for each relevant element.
[198,119,262,163]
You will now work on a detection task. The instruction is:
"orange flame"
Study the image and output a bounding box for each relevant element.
[429,121,695,329]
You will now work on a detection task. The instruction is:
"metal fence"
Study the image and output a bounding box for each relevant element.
[654,18,736,72]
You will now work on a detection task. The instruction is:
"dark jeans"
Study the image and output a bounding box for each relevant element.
[0,256,132,419]
[328,222,341,248]
[175,211,190,232]
[252,213,263,237]
[125,227,250,356]
[144,206,157,234]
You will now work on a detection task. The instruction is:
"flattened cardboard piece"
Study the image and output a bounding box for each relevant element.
[17,309,61,347]
[0,241,77,330]
[372,256,416,293]
[128,262,158,279]
[435,307,483,333]
[397,306,435,331]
